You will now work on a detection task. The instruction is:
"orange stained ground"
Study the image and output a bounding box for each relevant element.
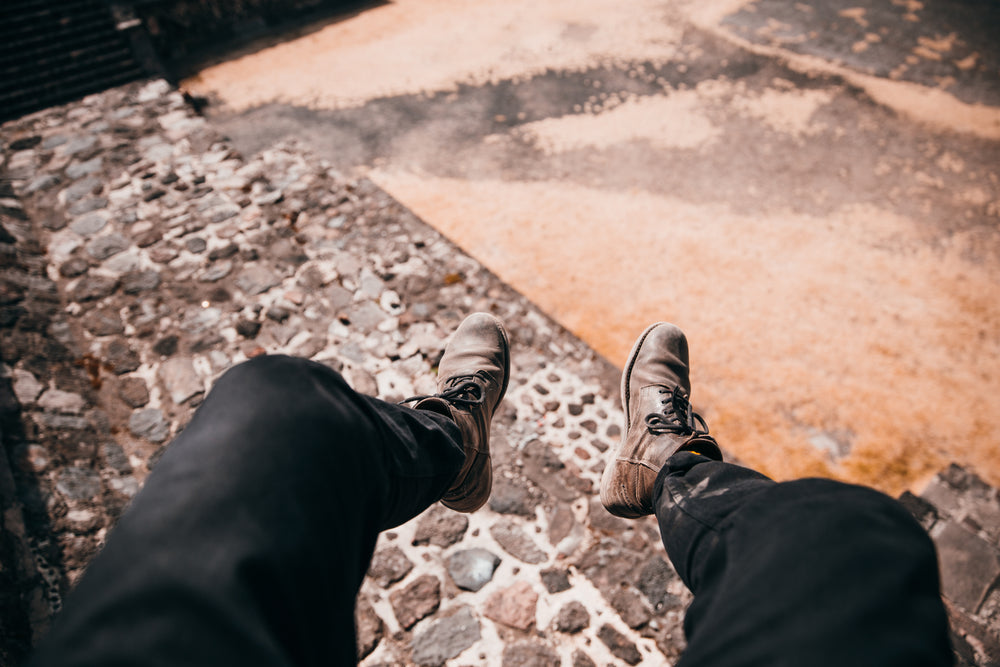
[185,0,1000,496]
[370,173,1000,496]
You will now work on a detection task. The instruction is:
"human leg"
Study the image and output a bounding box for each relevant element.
[655,453,953,667]
[602,322,952,667]
[31,313,509,667]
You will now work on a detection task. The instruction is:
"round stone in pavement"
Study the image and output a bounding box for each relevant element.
[610,587,652,629]
[367,545,413,588]
[37,389,85,414]
[152,335,179,357]
[12,369,43,405]
[235,265,280,295]
[412,505,468,547]
[488,474,535,516]
[104,340,140,374]
[55,466,101,501]
[70,212,108,237]
[447,548,500,592]
[553,601,589,634]
[539,567,571,594]
[159,357,203,405]
[483,580,538,630]
[355,596,383,660]
[597,624,641,665]
[411,607,480,667]
[26,173,60,194]
[501,641,559,667]
[71,275,118,301]
[199,260,233,283]
[185,237,207,253]
[389,574,440,630]
[59,257,89,278]
[68,195,107,216]
[489,520,546,564]
[118,377,149,408]
[86,233,129,261]
[236,319,261,338]
[265,305,290,322]
[128,408,169,443]
[122,270,161,294]
[100,441,132,473]
[208,242,238,260]
[81,308,124,336]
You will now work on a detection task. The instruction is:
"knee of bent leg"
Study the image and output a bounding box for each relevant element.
[775,479,937,561]
[218,353,308,386]
[212,354,352,408]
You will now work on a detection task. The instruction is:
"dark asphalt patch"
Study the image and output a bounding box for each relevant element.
[721,0,1000,106]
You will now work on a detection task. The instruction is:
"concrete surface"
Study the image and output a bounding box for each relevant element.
[182,0,1000,495]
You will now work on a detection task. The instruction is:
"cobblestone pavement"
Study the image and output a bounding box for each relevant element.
[2,81,999,665]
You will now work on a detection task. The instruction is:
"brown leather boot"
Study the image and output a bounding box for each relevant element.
[600,322,722,518]
[408,313,510,512]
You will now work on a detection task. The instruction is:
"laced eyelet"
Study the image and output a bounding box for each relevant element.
[400,376,486,408]
[645,385,709,437]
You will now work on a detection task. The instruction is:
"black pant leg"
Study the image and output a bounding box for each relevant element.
[31,355,465,667]
[654,452,953,667]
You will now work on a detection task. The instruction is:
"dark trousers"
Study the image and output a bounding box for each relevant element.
[31,356,953,666]
[657,453,953,666]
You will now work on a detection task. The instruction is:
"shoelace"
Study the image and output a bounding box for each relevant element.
[400,378,485,408]
[645,385,710,436]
